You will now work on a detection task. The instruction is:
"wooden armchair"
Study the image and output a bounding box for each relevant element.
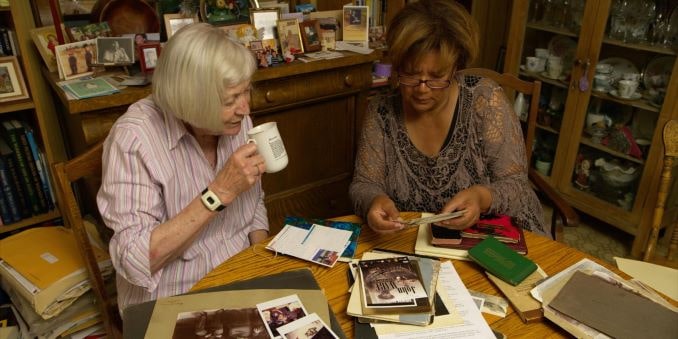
[643,119,678,268]
[458,68,579,241]
[52,141,122,338]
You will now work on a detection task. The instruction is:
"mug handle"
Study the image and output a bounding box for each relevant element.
[247,138,257,145]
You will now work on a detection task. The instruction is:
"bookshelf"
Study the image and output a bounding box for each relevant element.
[0,0,67,234]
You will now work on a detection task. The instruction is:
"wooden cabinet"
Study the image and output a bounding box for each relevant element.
[0,1,67,234]
[47,53,377,235]
[504,0,678,256]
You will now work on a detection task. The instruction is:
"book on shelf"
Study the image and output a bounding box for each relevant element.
[357,256,431,315]
[283,216,361,262]
[0,226,112,319]
[461,214,521,243]
[0,120,48,216]
[0,138,28,221]
[468,237,537,286]
[23,122,54,210]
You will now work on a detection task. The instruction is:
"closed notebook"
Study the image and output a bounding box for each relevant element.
[468,237,537,286]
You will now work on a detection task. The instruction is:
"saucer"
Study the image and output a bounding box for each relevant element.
[540,71,562,80]
[592,87,609,93]
[609,90,641,101]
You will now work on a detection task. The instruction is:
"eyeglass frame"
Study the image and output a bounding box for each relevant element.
[397,75,452,89]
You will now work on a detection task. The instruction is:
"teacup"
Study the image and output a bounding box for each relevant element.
[593,74,611,91]
[546,56,563,78]
[526,56,543,72]
[617,79,638,98]
[595,63,613,74]
[535,48,549,59]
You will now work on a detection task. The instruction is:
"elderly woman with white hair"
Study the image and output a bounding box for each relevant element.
[97,23,269,313]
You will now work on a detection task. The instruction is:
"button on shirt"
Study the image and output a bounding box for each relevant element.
[97,97,268,313]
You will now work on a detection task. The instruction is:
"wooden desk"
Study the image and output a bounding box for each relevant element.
[191,213,625,338]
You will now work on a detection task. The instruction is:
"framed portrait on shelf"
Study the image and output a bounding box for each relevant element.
[0,56,29,103]
[277,18,303,55]
[299,19,322,53]
[29,24,70,73]
[137,42,162,74]
[67,22,112,42]
[163,13,198,39]
[96,37,134,66]
[342,5,369,48]
[54,39,97,80]
[200,0,254,26]
[251,7,281,50]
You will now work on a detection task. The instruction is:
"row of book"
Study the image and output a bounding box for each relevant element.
[0,225,113,338]
[0,27,18,57]
[0,119,56,225]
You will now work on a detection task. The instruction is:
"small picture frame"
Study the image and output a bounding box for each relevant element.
[277,18,303,55]
[96,37,134,66]
[163,13,198,39]
[0,56,29,103]
[299,19,322,53]
[251,8,281,51]
[137,42,162,74]
[54,39,97,80]
[30,24,70,73]
[67,22,112,42]
[342,5,369,48]
[219,23,260,47]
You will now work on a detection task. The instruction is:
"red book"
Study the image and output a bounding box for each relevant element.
[434,225,528,255]
[461,214,521,243]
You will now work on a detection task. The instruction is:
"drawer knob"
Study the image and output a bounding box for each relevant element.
[265,90,274,103]
[344,75,353,87]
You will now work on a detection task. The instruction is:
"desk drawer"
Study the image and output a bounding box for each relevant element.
[251,64,372,111]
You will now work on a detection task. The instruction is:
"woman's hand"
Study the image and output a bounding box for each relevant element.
[211,143,265,205]
[366,195,406,234]
[437,185,492,230]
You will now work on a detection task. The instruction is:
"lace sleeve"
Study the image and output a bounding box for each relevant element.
[349,96,391,218]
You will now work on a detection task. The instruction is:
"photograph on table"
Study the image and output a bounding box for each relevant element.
[29,24,70,73]
[54,39,97,80]
[250,8,281,52]
[342,5,368,48]
[277,18,303,55]
[276,313,338,339]
[299,19,322,53]
[67,22,112,42]
[0,56,29,103]
[163,13,199,39]
[256,294,309,339]
[200,0,254,26]
[137,42,162,73]
[96,37,134,65]
[172,307,268,339]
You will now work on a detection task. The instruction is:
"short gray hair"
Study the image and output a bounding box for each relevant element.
[152,23,257,131]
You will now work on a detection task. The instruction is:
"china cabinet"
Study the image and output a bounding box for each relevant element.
[0,0,67,234]
[505,0,678,257]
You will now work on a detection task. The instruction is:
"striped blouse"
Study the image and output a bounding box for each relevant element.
[97,97,268,313]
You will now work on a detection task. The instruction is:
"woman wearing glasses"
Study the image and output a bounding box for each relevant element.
[349,0,546,237]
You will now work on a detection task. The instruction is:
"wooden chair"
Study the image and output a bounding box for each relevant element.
[458,68,579,241]
[52,141,122,338]
[643,119,678,268]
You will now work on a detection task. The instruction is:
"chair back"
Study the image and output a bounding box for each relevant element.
[52,141,122,338]
[643,119,678,268]
[456,68,577,241]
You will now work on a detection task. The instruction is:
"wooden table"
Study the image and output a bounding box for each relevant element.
[191,213,623,338]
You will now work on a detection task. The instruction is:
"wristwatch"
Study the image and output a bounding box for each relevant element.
[201,188,225,211]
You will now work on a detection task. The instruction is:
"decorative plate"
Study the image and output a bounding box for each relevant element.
[642,56,675,92]
[609,90,642,101]
[547,35,577,70]
[597,57,639,86]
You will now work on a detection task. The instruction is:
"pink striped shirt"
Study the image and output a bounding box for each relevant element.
[97,97,268,313]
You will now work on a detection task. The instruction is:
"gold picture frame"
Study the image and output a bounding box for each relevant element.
[164,13,199,39]
[0,56,29,103]
[276,18,303,55]
[29,24,70,73]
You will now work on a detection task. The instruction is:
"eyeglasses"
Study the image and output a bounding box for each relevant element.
[398,75,451,89]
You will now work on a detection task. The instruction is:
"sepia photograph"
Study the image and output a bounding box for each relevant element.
[96,37,134,65]
[277,313,338,339]
[164,13,198,39]
[172,307,268,339]
[300,19,322,53]
[0,56,29,103]
[54,39,97,80]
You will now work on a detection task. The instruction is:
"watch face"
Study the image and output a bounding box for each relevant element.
[201,189,224,211]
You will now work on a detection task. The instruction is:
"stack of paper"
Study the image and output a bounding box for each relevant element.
[0,226,112,320]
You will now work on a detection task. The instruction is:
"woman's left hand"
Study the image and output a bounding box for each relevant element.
[436,185,492,230]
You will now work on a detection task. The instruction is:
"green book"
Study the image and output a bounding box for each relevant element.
[468,236,537,286]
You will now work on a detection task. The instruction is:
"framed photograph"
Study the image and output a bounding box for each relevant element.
[219,23,260,47]
[299,19,322,53]
[96,37,134,66]
[0,56,29,103]
[277,18,303,55]
[54,39,97,80]
[163,13,198,39]
[137,42,162,73]
[251,8,281,51]
[200,0,254,26]
[342,5,369,48]
[30,24,70,73]
[67,22,112,42]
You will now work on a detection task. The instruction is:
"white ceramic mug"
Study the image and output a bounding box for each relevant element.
[593,74,611,91]
[546,56,563,78]
[617,79,638,98]
[247,122,288,173]
[526,56,541,72]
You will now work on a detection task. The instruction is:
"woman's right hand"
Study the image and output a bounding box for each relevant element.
[210,143,265,205]
[366,195,406,234]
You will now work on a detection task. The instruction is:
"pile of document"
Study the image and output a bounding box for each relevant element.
[0,225,113,338]
[346,249,496,338]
